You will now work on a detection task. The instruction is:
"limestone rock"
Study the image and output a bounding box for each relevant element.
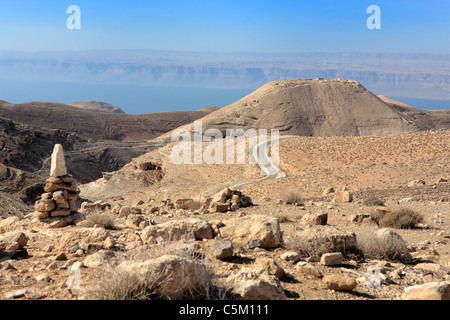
[255,258,286,279]
[141,218,213,244]
[299,227,358,253]
[83,250,116,268]
[227,267,287,300]
[281,251,301,263]
[300,212,328,225]
[296,261,323,278]
[59,228,111,251]
[402,281,450,300]
[50,144,67,177]
[323,275,357,291]
[320,252,343,266]
[220,215,282,249]
[0,232,28,252]
[118,206,142,218]
[209,238,234,259]
[118,255,210,300]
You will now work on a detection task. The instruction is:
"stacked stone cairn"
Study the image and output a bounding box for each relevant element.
[34,144,79,220]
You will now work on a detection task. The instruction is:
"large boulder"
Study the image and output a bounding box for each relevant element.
[0,232,28,252]
[220,215,282,249]
[402,281,450,300]
[59,228,111,251]
[118,255,210,300]
[140,218,214,244]
[226,267,287,300]
[299,227,358,253]
[322,275,357,291]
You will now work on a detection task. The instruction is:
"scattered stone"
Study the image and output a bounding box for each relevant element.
[0,216,22,234]
[35,274,52,283]
[220,215,282,249]
[334,189,353,203]
[54,252,67,261]
[59,228,111,251]
[322,187,335,195]
[408,179,426,187]
[4,288,46,300]
[0,231,28,252]
[227,267,287,300]
[255,258,286,279]
[281,251,301,263]
[296,261,323,278]
[320,252,343,266]
[80,201,111,214]
[209,238,234,259]
[125,214,148,229]
[402,281,450,300]
[300,212,328,225]
[83,250,116,268]
[323,275,357,291]
[6,275,20,285]
[141,218,214,244]
[176,199,197,210]
[118,206,142,218]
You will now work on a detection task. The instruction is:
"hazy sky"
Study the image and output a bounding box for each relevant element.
[0,0,449,53]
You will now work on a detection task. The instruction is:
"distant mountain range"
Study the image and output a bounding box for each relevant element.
[0,51,449,100]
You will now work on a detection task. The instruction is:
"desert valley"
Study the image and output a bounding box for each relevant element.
[0,78,449,301]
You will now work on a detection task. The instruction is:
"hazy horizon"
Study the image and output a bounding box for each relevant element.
[0,1,449,113]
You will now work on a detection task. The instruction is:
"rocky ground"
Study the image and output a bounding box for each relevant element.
[1,129,449,301]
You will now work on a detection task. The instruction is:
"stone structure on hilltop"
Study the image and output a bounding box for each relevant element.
[34,144,80,220]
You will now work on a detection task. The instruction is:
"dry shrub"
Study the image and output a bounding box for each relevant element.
[87,242,228,300]
[88,267,158,300]
[83,212,117,230]
[363,196,385,207]
[379,208,423,229]
[356,228,410,262]
[285,235,333,258]
[283,190,304,205]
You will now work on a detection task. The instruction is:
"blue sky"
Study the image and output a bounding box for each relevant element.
[0,0,449,53]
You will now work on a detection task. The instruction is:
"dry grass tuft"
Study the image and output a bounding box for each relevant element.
[285,235,333,258]
[379,208,424,229]
[83,212,117,230]
[356,228,410,262]
[87,242,229,300]
[363,196,385,207]
[283,189,304,205]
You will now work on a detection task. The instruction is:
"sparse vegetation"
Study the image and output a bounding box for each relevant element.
[363,196,385,207]
[87,243,227,300]
[286,235,333,258]
[379,208,424,229]
[283,189,304,205]
[356,228,411,262]
[83,212,117,230]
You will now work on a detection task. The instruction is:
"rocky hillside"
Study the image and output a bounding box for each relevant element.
[0,116,165,217]
[160,79,449,141]
[0,101,218,141]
